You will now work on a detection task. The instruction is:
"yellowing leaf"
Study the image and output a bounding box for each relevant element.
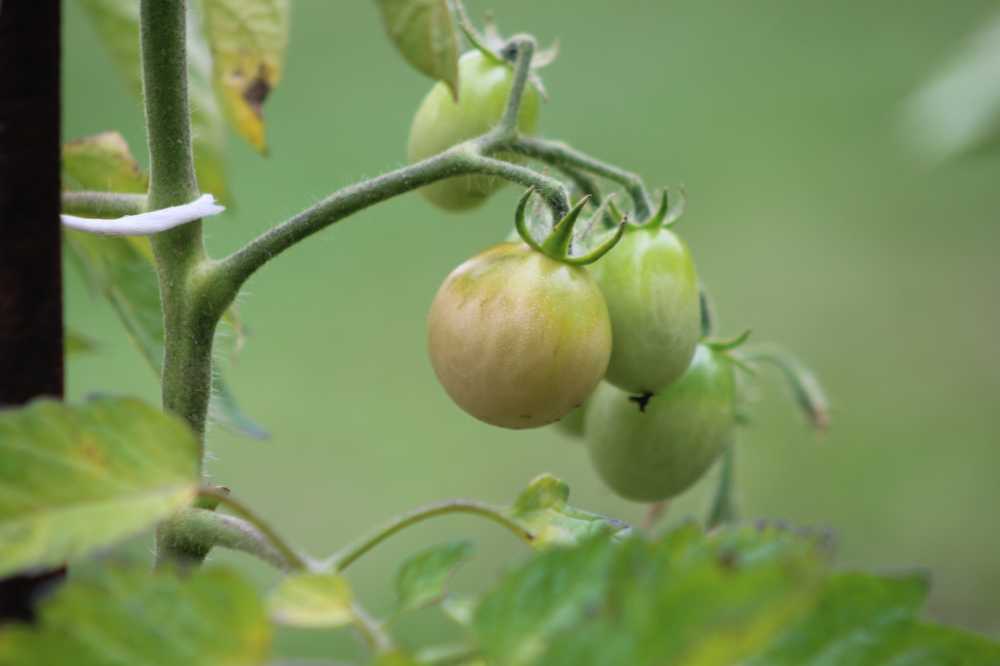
[0,567,270,666]
[506,474,632,549]
[77,0,231,200]
[268,573,356,628]
[200,0,291,153]
[0,398,200,578]
[376,0,460,99]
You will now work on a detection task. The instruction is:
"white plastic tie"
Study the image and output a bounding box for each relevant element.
[61,194,224,236]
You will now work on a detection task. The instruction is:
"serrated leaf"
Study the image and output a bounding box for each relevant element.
[749,572,1000,665]
[269,573,356,628]
[376,0,460,99]
[77,0,230,199]
[62,133,266,440]
[474,523,827,666]
[0,566,270,666]
[395,540,474,613]
[0,398,200,578]
[506,474,632,548]
[199,0,290,153]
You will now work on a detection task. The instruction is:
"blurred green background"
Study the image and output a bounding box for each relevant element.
[62,0,1000,657]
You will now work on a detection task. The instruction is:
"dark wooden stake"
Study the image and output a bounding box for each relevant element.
[0,0,65,624]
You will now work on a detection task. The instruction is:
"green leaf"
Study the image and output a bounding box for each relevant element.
[505,474,632,548]
[77,0,231,200]
[749,572,1000,665]
[0,398,200,578]
[62,133,267,440]
[199,0,291,153]
[0,566,270,666]
[63,130,148,194]
[269,573,357,628]
[395,540,474,613]
[376,0,460,99]
[473,523,827,666]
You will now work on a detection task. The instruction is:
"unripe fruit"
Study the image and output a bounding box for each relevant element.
[428,242,611,429]
[585,344,735,502]
[408,50,540,211]
[588,221,700,394]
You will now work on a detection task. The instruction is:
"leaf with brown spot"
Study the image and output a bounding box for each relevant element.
[199,0,291,153]
[77,0,231,200]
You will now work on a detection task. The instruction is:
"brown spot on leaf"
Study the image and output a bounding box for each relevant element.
[242,64,272,117]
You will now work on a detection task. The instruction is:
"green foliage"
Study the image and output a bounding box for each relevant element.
[376,0,461,99]
[749,572,1000,665]
[199,0,290,153]
[472,524,824,666]
[61,132,266,439]
[0,398,199,577]
[0,567,270,666]
[505,474,631,548]
[77,0,230,198]
[394,540,474,613]
[269,573,357,629]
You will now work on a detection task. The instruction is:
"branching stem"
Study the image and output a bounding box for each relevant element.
[326,500,533,572]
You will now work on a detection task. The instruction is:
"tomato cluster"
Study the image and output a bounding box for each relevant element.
[416,49,814,505]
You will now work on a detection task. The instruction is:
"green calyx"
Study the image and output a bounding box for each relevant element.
[514,188,626,266]
[705,329,751,352]
[636,187,687,230]
[705,330,756,377]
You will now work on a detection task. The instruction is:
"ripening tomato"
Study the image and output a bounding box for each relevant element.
[408,50,540,211]
[587,220,700,394]
[427,242,611,429]
[584,344,735,502]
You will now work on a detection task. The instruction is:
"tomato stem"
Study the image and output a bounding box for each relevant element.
[511,136,655,220]
[326,500,534,572]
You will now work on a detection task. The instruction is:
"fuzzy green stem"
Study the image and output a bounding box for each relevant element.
[511,136,653,219]
[494,36,535,139]
[211,146,569,295]
[155,507,295,571]
[198,487,312,571]
[706,443,736,529]
[61,191,147,217]
[326,500,533,572]
[139,0,219,451]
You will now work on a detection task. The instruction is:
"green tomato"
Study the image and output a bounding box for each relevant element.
[585,344,735,502]
[588,224,700,393]
[428,242,611,429]
[408,50,540,211]
[553,400,588,439]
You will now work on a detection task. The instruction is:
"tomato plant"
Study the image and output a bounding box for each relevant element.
[1,1,997,665]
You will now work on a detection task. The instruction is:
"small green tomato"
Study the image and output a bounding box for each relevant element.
[588,192,701,394]
[407,50,540,211]
[585,344,736,502]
